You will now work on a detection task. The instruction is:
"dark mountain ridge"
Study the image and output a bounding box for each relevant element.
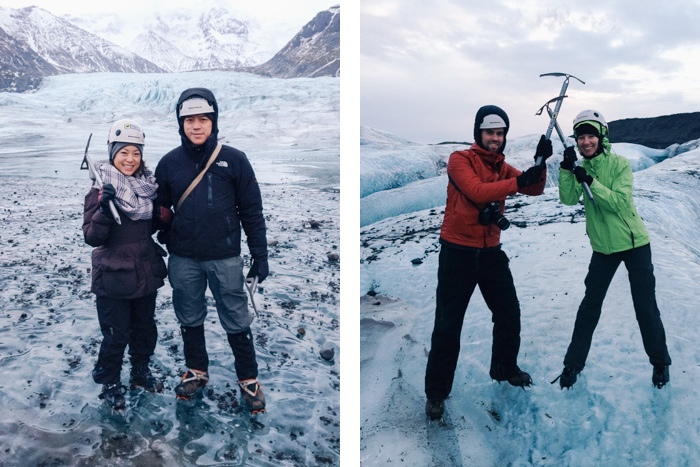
[608,112,700,149]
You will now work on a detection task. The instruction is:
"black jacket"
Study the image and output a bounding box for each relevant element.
[154,135,267,262]
[83,189,167,299]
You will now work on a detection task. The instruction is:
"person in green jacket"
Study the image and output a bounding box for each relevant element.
[553,109,671,389]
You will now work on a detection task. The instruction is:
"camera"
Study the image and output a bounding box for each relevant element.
[478,202,510,230]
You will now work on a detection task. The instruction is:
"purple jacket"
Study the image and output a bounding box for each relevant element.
[83,188,167,299]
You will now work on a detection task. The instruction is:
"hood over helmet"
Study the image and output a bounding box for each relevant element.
[176,87,219,142]
[473,105,510,152]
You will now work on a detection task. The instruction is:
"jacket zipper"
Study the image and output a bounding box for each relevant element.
[207,173,213,206]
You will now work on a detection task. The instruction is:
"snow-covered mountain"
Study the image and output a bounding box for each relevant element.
[124,8,269,73]
[0,5,341,92]
[251,6,340,79]
[0,7,162,79]
[0,25,55,93]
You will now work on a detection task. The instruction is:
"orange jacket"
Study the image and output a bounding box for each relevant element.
[440,143,546,248]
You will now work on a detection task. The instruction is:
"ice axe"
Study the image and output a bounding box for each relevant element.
[536,73,584,162]
[536,72,594,204]
[80,133,122,224]
[536,97,594,204]
[245,276,259,318]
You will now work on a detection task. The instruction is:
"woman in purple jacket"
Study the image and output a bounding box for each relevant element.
[82,119,167,410]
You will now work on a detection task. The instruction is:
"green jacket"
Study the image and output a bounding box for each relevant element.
[559,149,649,254]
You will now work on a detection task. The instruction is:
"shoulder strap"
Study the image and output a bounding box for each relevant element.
[176,143,222,212]
[447,173,496,210]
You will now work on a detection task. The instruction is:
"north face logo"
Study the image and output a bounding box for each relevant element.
[216,161,228,168]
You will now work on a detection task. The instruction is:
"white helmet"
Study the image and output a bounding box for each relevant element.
[108,119,145,146]
[178,97,215,118]
[479,114,508,130]
[573,110,608,136]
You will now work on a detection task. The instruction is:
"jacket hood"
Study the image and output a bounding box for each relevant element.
[473,105,510,152]
[176,87,219,144]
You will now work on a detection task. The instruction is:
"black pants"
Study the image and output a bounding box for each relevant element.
[563,244,671,371]
[93,293,158,384]
[425,244,522,401]
[180,325,258,381]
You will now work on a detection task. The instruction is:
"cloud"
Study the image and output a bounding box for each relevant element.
[362,0,700,143]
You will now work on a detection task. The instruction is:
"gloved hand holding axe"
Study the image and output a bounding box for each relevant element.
[535,73,594,204]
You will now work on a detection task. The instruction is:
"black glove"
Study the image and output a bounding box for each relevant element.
[573,166,593,185]
[99,183,116,215]
[156,229,169,247]
[560,146,577,171]
[247,258,269,283]
[517,165,544,188]
[534,135,553,164]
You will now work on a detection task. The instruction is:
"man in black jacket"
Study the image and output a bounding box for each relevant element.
[155,88,269,413]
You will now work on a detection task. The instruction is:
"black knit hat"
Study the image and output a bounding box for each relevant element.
[473,105,510,151]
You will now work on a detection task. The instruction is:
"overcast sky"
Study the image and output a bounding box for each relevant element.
[1,0,339,46]
[361,0,700,144]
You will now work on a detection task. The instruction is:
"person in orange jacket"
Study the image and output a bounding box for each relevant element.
[425,105,551,420]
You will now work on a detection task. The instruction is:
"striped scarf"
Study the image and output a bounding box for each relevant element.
[98,163,158,221]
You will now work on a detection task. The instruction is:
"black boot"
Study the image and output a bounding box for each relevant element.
[652,365,669,388]
[490,364,532,388]
[130,363,164,392]
[228,329,264,412]
[551,366,580,389]
[425,399,445,420]
[239,378,266,413]
[175,368,209,400]
[507,370,533,388]
[99,383,126,410]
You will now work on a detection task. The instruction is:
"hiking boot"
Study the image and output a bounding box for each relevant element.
[130,364,164,392]
[551,366,580,389]
[239,379,266,413]
[507,370,533,388]
[425,399,445,420]
[99,383,126,410]
[175,369,209,400]
[490,364,532,388]
[652,365,669,389]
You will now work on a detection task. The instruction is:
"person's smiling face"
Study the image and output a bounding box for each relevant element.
[577,134,600,158]
[481,128,505,153]
[112,145,142,176]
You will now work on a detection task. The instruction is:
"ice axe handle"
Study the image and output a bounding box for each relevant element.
[245,276,259,318]
[581,178,594,204]
[81,133,122,224]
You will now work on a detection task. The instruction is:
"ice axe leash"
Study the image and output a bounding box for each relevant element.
[536,72,594,204]
[80,133,122,224]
